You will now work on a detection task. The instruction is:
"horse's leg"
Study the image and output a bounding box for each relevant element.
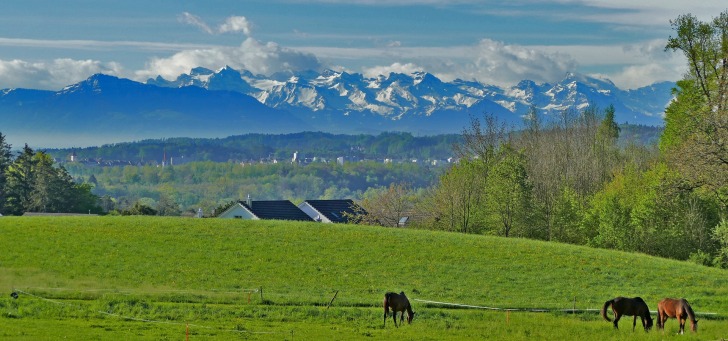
[393,311,399,328]
[657,310,664,330]
[399,310,405,326]
[679,316,685,334]
[613,313,621,329]
[632,315,637,332]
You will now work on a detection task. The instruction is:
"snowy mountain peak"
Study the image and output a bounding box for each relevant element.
[144,66,672,126]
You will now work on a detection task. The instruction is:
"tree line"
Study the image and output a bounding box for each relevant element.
[0,136,101,215]
[46,131,462,163]
[355,11,728,268]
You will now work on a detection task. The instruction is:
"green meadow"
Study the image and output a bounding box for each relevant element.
[0,216,726,340]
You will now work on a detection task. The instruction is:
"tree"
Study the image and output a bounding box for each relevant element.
[4,145,36,215]
[353,183,418,227]
[156,192,180,216]
[713,219,728,268]
[484,144,535,238]
[586,162,718,260]
[663,11,728,216]
[515,106,621,241]
[122,201,157,216]
[0,132,12,214]
[424,159,487,234]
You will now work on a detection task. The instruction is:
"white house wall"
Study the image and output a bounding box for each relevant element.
[218,204,258,220]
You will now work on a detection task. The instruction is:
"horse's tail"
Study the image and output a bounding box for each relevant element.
[601,299,614,322]
[383,293,391,327]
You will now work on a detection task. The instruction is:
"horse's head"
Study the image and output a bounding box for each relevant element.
[644,315,654,331]
[691,319,698,332]
[407,311,415,324]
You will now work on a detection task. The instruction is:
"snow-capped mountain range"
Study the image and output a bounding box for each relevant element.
[148,66,673,128]
[0,66,673,147]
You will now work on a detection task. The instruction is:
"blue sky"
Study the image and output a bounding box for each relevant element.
[0,1,725,90]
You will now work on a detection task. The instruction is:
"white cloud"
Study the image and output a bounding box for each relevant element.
[356,39,577,87]
[219,16,252,36]
[363,62,423,78]
[0,58,122,90]
[178,12,214,34]
[603,63,684,90]
[136,37,323,81]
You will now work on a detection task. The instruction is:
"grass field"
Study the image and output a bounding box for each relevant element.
[0,216,726,340]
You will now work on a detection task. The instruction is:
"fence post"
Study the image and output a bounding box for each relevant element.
[326,290,339,310]
[260,287,264,302]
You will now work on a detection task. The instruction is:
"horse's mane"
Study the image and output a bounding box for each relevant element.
[683,299,696,322]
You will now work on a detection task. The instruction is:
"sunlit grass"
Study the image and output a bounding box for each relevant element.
[0,216,725,339]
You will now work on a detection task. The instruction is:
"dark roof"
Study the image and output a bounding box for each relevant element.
[302,199,361,223]
[241,200,314,221]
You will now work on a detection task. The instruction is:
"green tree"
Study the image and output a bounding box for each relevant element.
[28,152,55,212]
[485,145,535,238]
[0,132,12,214]
[4,145,36,215]
[712,219,728,268]
[156,192,180,216]
[550,185,586,244]
[587,162,718,259]
[663,11,728,215]
[122,201,157,216]
[424,159,487,234]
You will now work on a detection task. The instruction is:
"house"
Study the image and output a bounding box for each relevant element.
[298,199,363,223]
[217,199,314,222]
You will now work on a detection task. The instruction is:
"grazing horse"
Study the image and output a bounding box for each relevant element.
[383,291,415,327]
[601,296,653,331]
[657,298,698,334]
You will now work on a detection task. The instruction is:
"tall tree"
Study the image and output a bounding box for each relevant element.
[4,145,36,215]
[0,132,12,214]
[485,144,535,238]
[424,159,487,234]
[664,11,728,215]
[28,152,55,212]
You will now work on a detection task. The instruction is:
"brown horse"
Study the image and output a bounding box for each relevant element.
[601,296,653,331]
[383,291,415,327]
[657,298,698,334]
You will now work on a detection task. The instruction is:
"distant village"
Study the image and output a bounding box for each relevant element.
[59,150,458,168]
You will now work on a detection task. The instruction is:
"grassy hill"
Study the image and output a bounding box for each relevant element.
[1,216,725,340]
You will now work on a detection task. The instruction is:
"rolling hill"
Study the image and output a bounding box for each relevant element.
[0,216,725,339]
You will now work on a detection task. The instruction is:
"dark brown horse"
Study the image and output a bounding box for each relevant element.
[601,296,653,331]
[383,291,415,327]
[657,298,698,334]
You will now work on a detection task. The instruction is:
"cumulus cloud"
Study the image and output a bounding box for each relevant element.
[363,62,423,78]
[219,16,252,36]
[178,12,214,34]
[604,63,683,89]
[464,39,577,86]
[0,58,122,90]
[359,39,577,87]
[136,37,323,80]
